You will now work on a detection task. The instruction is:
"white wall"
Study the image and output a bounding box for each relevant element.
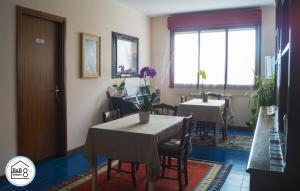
[0,0,150,175]
[150,6,276,127]
[261,6,276,76]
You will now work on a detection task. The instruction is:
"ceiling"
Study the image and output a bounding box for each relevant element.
[113,0,275,17]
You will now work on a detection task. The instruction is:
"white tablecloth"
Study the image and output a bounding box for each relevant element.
[84,114,184,181]
[178,99,225,124]
[177,99,225,144]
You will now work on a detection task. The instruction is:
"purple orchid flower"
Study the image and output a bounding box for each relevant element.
[148,68,156,78]
[138,73,144,78]
[138,67,147,78]
[139,67,156,78]
[118,65,125,73]
[126,68,133,73]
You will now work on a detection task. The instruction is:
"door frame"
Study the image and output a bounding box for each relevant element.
[16,6,67,158]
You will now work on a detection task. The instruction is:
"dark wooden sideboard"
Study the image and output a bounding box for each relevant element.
[110,94,160,117]
[246,107,294,190]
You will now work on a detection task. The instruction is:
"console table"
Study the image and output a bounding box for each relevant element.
[246,107,287,190]
[110,94,160,116]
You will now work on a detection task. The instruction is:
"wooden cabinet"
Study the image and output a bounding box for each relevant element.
[246,107,288,190]
[276,0,300,178]
[247,1,300,189]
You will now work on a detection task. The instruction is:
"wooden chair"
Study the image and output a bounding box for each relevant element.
[197,92,227,137]
[103,109,138,187]
[106,91,113,110]
[153,103,178,165]
[158,115,193,191]
[180,95,188,103]
[205,97,230,141]
[102,109,120,123]
[222,98,230,141]
[153,103,177,116]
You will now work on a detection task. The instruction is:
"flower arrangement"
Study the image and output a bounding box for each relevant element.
[119,65,135,74]
[198,70,207,93]
[112,78,126,91]
[135,92,157,112]
[135,66,157,113]
[138,66,156,94]
[198,70,208,102]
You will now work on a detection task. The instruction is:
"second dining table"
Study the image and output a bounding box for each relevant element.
[177,99,225,145]
[84,113,185,191]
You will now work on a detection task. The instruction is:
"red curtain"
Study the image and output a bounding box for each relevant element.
[168,8,262,30]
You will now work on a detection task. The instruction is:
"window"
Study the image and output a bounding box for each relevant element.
[200,30,226,86]
[174,32,198,85]
[173,27,258,88]
[227,28,256,86]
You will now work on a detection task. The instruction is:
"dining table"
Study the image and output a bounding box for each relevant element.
[177,99,225,145]
[84,113,185,191]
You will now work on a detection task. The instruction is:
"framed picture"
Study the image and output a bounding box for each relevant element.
[81,33,100,78]
[112,32,139,78]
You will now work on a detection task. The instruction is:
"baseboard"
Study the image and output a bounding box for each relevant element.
[0,147,84,179]
[67,145,84,156]
[0,174,6,181]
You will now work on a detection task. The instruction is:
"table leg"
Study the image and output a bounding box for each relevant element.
[215,128,218,145]
[215,123,221,145]
[147,180,153,191]
[91,157,97,191]
[146,165,153,191]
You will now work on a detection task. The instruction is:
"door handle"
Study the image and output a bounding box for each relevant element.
[51,86,60,96]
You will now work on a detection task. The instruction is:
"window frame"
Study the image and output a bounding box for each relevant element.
[169,24,261,89]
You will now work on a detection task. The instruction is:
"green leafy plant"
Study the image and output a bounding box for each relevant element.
[198,70,207,94]
[135,67,157,112]
[112,78,126,90]
[246,74,275,129]
[135,92,157,112]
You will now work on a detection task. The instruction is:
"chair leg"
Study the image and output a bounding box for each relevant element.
[184,156,188,185]
[145,177,149,191]
[118,161,122,171]
[222,128,226,141]
[161,156,166,176]
[222,123,228,141]
[177,157,183,191]
[130,162,136,187]
[145,164,148,176]
[168,157,172,167]
[107,158,112,180]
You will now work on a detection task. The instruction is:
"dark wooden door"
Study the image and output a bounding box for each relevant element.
[17,9,65,162]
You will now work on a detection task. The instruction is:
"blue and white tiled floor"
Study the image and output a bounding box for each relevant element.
[0,129,253,191]
[190,129,253,191]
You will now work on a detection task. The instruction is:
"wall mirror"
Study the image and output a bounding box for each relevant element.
[112,32,139,78]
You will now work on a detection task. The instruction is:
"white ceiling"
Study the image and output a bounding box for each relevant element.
[113,0,275,17]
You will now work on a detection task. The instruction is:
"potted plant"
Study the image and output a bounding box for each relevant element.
[246,75,275,129]
[138,66,156,94]
[198,70,208,102]
[135,92,157,123]
[136,67,157,123]
[112,78,126,96]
